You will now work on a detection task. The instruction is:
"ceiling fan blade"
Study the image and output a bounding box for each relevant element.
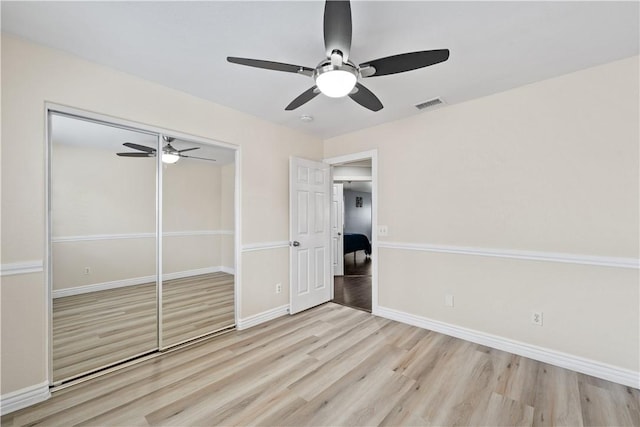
[179,154,216,162]
[360,49,450,77]
[123,142,156,153]
[116,152,155,157]
[285,86,320,111]
[324,0,352,60]
[227,57,313,76]
[349,83,383,112]
[177,147,200,153]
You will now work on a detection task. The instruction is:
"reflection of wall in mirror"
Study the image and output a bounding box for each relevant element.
[51,142,235,293]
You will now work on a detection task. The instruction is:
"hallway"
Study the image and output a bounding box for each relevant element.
[333,250,372,312]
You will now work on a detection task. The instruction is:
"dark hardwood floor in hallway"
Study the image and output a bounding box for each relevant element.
[333,250,372,312]
[344,250,372,276]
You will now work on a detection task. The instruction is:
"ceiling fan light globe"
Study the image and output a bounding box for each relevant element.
[162,152,180,164]
[315,69,357,98]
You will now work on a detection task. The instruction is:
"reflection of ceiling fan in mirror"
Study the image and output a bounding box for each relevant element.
[116,137,216,164]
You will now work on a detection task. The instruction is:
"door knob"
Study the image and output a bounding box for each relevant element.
[292,241,301,247]
[338,232,342,236]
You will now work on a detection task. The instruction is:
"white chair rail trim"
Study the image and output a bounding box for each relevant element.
[51,230,234,243]
[0,261,44,277]
[377,241,639,269]
[241,241,290,252]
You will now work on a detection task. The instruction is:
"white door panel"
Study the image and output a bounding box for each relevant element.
[331,183,344,276]
[290,157,331,314]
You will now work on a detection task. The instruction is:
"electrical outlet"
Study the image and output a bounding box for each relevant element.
[445,294,454,307]
[531,311,543,326]
[378,225,388,237]
[83,267,91,275]
[276,283,282,294]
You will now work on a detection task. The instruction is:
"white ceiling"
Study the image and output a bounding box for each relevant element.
[3,1,638,139]
[340,181,372,193]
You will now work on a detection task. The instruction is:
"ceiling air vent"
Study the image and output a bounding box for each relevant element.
[415,97,445,110]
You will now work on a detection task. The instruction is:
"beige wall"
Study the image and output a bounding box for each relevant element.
[325,56,640,372]
[0,35,322,395]
[241,247,290,316]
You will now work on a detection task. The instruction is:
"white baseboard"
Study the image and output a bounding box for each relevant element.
[220,266,235,275]
[376,305,640,389]
[53,266,228,298]
[237,305,289,330]
[163,267,225,281]
[0,381,50,416]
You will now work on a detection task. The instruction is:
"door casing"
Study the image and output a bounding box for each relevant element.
[325,150,378,313]
[331,183,345,277]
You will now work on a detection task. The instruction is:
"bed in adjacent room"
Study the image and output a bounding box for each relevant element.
[343,233,371,257]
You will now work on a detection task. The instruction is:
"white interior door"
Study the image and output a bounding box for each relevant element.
[331,183,344,276]
[290,157,331,314]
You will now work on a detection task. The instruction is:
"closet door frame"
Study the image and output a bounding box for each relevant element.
[45,103,241,386]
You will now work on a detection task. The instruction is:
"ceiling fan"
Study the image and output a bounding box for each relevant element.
[116,137,216,164]
[227,0,449,112]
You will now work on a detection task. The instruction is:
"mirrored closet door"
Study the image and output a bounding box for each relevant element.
[161,139,236,348]
[50,112,237,384]
[50,114,159,383]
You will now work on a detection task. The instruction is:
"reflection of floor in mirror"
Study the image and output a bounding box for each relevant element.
[333,251,372,312]
[52,272,234,382]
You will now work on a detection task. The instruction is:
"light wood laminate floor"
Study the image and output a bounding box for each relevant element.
[7,303,638,426]
[52,272,234,382]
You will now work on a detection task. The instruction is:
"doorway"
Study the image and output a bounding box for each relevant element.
[47,107,239,385]
[325,151,377,313]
